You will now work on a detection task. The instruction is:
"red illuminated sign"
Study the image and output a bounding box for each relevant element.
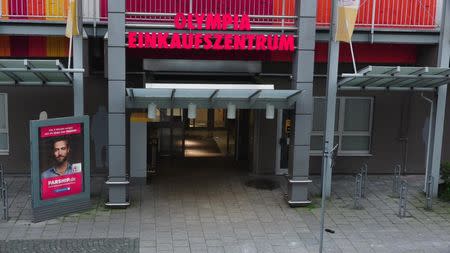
[128,13,295,52]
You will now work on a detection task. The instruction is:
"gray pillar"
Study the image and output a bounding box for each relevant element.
[73,0,83,116]
[287,0,317,206]
[429,0,450,197]
[106,0,129,206]
[322,0,340,198]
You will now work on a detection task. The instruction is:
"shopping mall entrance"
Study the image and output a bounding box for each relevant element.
[132,107,253,178]
[155,108,237,158]
[138,107,251,184]
[127,83,299,181]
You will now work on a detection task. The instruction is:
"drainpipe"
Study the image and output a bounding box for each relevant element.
[420,93,434,194]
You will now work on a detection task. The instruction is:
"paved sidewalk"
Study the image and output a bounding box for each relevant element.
[1,163,450,252]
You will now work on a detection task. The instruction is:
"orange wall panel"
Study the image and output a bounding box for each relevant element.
[1,0,8,19]
[45,0,68,21]
[0,36,11,57]
[46,36,68,57]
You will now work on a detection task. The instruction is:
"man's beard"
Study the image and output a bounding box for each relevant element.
[55,156,67,166]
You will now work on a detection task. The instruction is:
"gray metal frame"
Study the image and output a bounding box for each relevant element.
[126,87,301,110]
[338,66,450,91]
[29,116,90,221]
[74,0,84,116]
[0,59,83,86]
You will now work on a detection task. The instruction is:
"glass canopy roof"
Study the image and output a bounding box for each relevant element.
[127,84,302,109]
[0,59,83,86]
[338,66,450,91]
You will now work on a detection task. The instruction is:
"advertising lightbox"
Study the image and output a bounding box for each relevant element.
[30,116,90,222]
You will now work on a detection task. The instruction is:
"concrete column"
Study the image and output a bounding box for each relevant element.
[106,0,129,206]
[287,0,317,206]
[73,0,83,116]
[429,0,450,197]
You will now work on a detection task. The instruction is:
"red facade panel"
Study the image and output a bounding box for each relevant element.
[127,43,417,65]
[28,36,47,57]
[10,36,29,57]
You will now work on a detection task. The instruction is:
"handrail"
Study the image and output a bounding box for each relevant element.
[0,0,439,30]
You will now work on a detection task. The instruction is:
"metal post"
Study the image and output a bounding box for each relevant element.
[370,0,377,43]
[322,0,340,198]
[425,175,433,210]
[354,173,362,209]
[360,164,368,198]
[319,152,328,253]
[2,180,7,220]
[281,0,286,32]
[93,0,97,37]
[0,165,7,221]
[319,144,338,253]
[420,93,434,193]
[73,0,84,116]
[393,164,401,196]
[398,180,408,218]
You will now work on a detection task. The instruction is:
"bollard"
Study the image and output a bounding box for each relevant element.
[398,180,408,218]
[0,166,7,220]
[425,175,433,210]
[2,181,7,220]
[360,164,368,198]
[354,173,363,209]
[392,165,401,196]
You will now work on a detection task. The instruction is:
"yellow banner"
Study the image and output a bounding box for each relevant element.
[65,0,79,38]
[336,0,359,43]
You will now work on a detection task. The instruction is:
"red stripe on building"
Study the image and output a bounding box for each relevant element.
[10,36,29,57]
[29,36,47,57]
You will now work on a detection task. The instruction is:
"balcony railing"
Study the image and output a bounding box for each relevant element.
[317,0,438,29]
[0,0,439,30]
[122,0,297,29]
[0,0,99,22]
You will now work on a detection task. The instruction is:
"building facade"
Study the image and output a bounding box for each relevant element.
[0,0,449,207]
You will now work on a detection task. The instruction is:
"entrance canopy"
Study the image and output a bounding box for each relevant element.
[126,83,301,109]
[0,59,84,86]
[338,66,450,91]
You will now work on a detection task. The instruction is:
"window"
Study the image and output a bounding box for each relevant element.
[0,94,8,155]
[311,97,373,155]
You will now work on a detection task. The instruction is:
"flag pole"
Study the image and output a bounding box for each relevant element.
[349,39,357,74]
[320,0,340,251]
[346,19,357,74]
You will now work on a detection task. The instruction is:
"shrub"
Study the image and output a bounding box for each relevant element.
[439,162,450,201]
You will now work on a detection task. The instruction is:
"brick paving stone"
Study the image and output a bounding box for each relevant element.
[0,238,139,253]
[3,171,450,253]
